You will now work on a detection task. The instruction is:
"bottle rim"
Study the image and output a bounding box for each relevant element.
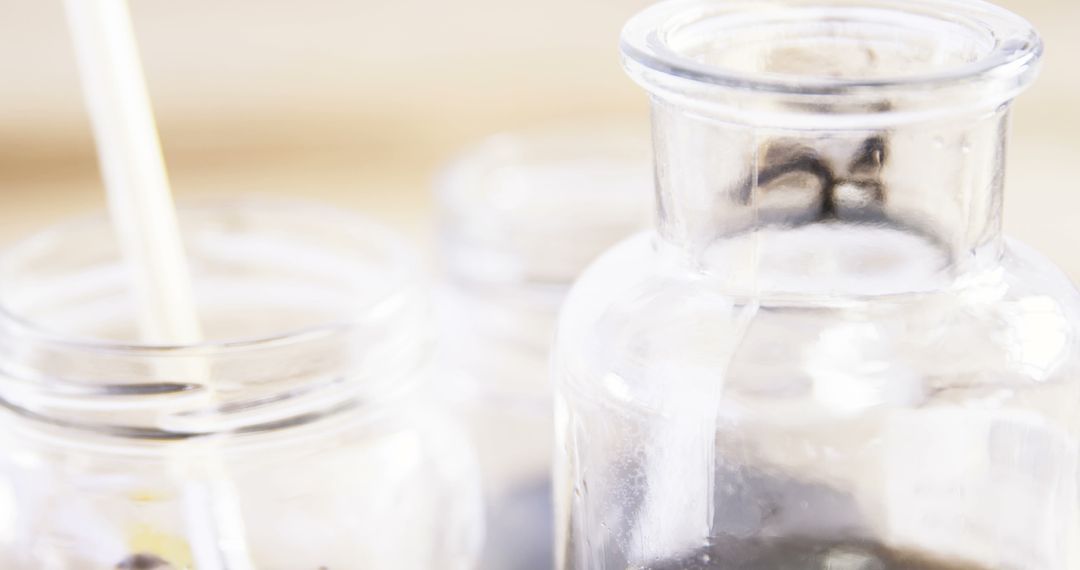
[621,0,1042,103]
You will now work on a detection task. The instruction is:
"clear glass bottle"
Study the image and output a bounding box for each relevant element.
[436,127,653,570]
[0,199,482,569]
[553,1,1080,569]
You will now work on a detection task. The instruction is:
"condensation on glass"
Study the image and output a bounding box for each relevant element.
[554,1,1080,569]
[436,128,653,570]
[0,200,482,569]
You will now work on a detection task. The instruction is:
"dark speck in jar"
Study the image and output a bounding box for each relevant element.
[115,553,175,570]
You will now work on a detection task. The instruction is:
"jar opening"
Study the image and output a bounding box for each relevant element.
[0,199,427,439]
[437,126,653,288]
[0,198,416,352]
[622,0,1041,97]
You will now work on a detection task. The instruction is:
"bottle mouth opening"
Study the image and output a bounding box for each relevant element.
[621,0,1041,97]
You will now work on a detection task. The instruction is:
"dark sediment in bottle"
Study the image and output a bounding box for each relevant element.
[645,538,987,570]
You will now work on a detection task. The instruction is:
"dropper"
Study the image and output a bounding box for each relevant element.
[64,0,255,567]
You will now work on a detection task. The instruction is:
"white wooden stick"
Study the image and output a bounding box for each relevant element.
[64,0,200,346]
[64,1,255,568]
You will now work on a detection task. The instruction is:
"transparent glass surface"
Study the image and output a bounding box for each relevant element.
[554,1,1080,569]
[436,128,653,570]
[0,199,482,569]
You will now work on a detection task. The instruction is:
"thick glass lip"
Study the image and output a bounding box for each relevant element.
[621,0,1042,97]
[0,197,419,356]
[436,124,652,286]
[437,123,650,218]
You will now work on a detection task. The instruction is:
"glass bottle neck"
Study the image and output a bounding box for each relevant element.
[649,99,1011,296]
[622,0,1040,297]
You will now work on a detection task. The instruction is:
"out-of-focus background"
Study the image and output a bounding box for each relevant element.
[0,0,1077,274]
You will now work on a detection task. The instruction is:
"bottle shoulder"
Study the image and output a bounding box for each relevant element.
[560,233,1080,328]
[555,233,1080,410]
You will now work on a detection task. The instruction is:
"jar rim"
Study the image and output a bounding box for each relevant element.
[621,0,1042,98]
[0,197,420,356]
[435,124,653,288]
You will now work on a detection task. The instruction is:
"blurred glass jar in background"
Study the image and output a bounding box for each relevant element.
[0,200,482,569]
[555,1,1080,569]
[435,127,653,570]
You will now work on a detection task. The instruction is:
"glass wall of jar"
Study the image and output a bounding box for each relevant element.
[554,1,1080,569]
[0,199,482,569]
[436,127,653,570]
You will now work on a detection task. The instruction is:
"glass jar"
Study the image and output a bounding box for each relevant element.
[0,199,482,569]
[554,1,1080,569]
[436,127,653,570]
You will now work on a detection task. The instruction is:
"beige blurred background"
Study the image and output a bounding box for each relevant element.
[0,0,1077,274]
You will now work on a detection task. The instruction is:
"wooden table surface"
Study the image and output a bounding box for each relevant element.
[0,0,1076,277]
